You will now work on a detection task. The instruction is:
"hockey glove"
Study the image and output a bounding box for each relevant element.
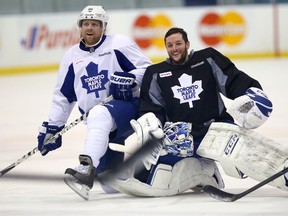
[227,87,273,129]
[37,121,64,156]
[110,72,136,100]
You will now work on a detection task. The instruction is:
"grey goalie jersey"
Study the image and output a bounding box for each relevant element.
[139,47,262,137]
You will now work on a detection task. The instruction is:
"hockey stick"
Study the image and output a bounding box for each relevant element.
[0,95,113,177]
[99,136,162,182]
[63,135,162,200]
[2,136,162,183]
[203,167,288,202]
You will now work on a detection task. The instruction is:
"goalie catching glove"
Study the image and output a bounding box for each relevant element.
[109,72,136,100]
[227,87,273,129]
[37,121,64,156]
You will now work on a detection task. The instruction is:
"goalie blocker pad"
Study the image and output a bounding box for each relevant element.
[197,122,288,191]
[108,158,223,197]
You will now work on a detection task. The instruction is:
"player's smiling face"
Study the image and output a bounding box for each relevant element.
[80,20,103,46]
[165,33,190,65]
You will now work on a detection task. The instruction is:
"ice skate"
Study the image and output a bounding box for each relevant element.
[64,154,95,200]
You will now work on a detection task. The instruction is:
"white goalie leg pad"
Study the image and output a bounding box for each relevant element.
[196,158,225,189]
[108,158,222,197]
[168,158,222,193]
[197,122,288,190]
[149,164,173,189]
[107,163,173,197]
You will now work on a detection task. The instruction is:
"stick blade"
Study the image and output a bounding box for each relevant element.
[0,164,15,178]
[203,185,237,202]
[99,136,162,182]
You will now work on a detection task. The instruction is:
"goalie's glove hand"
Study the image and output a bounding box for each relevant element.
[110,72,136,100]
[227,87,273,129]
[37,121,64,156]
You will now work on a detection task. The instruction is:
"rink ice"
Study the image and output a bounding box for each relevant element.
[0,58,288,215]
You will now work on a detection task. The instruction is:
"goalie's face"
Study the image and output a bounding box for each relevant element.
[165,33,190,65]
[79,20,104,46]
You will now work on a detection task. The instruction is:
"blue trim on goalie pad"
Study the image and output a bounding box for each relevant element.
[145,120,236,184]
[95,98,140,174]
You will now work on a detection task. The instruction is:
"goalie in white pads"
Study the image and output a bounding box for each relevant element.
[106,27,282,197]
[109,115,225,196]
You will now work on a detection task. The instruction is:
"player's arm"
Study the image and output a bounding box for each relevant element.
[38,56,76,156]
[207,47,262,99]
[139,66,166,125]
[207,48,272,129]
[112,35,151,98]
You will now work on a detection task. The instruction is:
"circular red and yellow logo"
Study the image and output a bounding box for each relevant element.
[199,11,246,46]
[132,14,172,49]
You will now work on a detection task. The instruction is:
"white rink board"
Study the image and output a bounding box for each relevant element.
[1,4,288,72]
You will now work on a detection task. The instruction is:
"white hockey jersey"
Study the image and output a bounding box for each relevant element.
[48,34,151,126]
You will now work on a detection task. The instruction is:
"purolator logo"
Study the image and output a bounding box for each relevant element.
[132,13,172,49]
[21,24,79,49]
[199,11,246,46]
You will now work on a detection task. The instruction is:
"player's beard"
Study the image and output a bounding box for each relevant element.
[170,49,188,65]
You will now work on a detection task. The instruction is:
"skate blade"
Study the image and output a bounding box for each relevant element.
[64,174,91,200]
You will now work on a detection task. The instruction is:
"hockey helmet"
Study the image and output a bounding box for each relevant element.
[77,5,108,28]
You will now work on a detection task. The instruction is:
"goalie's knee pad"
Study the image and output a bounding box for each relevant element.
[107,158,224,197]
[169,158,224,192]
[148,163,173,189]
[148,158,224,192]
[197,158,225,189]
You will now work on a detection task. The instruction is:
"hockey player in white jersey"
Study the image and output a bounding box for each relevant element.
[108,27,288,197]
[36,5,151,200]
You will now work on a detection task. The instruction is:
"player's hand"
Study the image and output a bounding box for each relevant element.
[37,121,64,156]
[109,72,136,100]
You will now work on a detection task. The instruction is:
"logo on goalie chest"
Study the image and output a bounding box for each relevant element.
[224,134,239,155]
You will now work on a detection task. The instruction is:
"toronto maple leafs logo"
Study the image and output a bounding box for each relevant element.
[80,62,109,98]
[171,74,203,108]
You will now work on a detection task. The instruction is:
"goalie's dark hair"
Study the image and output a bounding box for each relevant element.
[164,27,189,43]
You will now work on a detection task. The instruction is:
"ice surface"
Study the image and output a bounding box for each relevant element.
[0,58,287,215]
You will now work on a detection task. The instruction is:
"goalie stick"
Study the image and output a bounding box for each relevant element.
[0,95,113,177]
[99,136,162,182]
[203,167,288,202]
